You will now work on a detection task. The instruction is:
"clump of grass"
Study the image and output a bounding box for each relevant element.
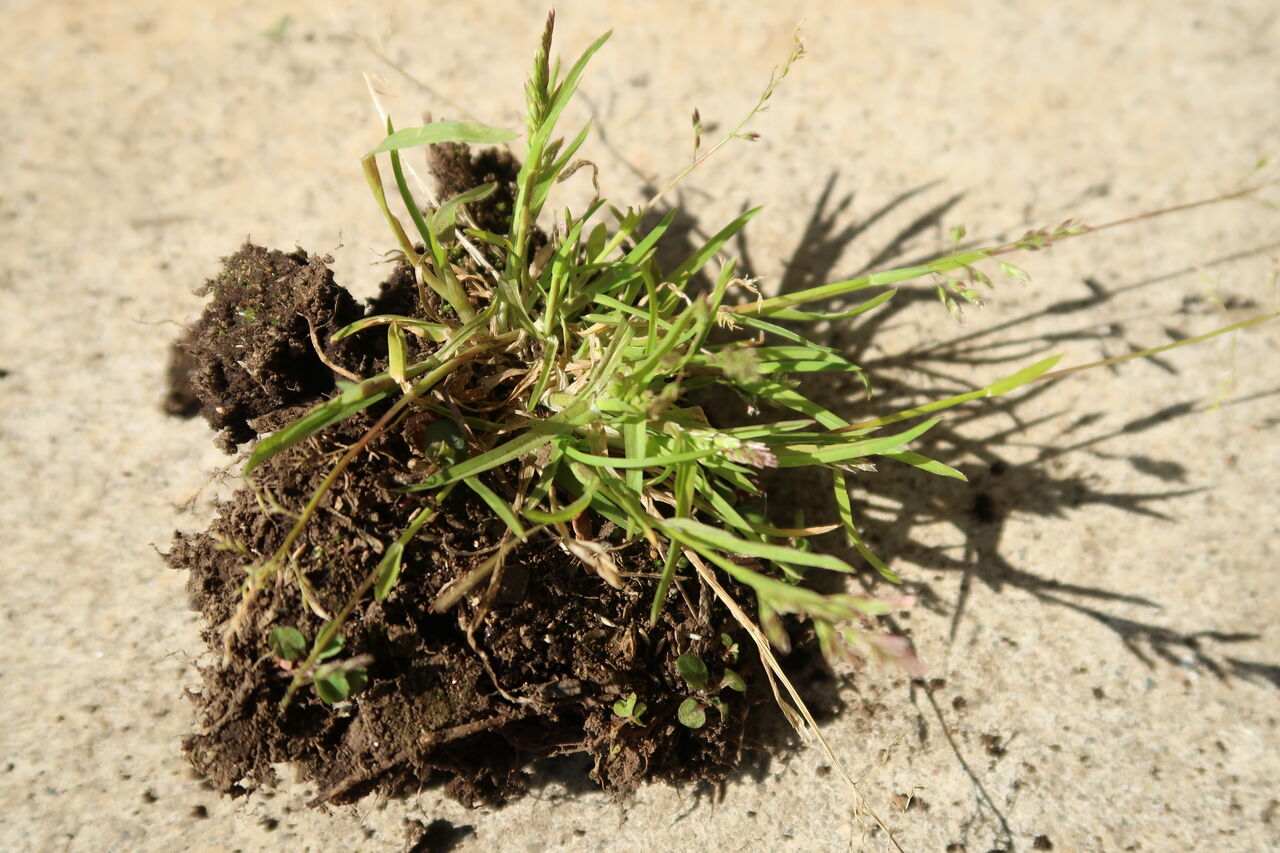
[216,11,1276,825]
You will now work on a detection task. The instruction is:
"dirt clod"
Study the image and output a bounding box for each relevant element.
[174,244,366,451]
[167,155,773,806]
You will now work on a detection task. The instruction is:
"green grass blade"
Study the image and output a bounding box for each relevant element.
[730,273,875,317]
[737,377,848,429]
[583,322,637,394]
[649,542,683,624]
[527,336,560,411]
[670,207,762,285]
[985,354,1064,395]
[366,121,517,155]
[832,469,900,582]
[522,484,595,523]
[764,288,895,321]
[563,443,718,469]
[626,302,700,385]
[756,359,864,374]
[383,127,475,322]
[333,314,447,342]
[693,474,758,536]
[245,384,389,473]
[868,266,934,285]
[373,541,404,601]
[751,345,864,377]
[361,155,420,268]
[619,208,676,264]
[622,419,646,496]
[774,418,940,468]
[1039,312,1279,380]
[734,313,842,348]
[431,183,498,240]
[524,444,567,507]
[837,355,1063,433]
[882,449,966,480]
[721,420,815,438]
[464,476,527,539]
[411,399,595,490]
[373,497,444,601]
[387,322,408,389]
[531,121,592,213]
[590,292,665,324]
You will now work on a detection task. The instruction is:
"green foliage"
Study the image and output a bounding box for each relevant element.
[373,541,404,601]
[365,122,517,155]
[267,625,367,704]
[612,692,648,725]
[228,15,1276,712]
[268,626,306,661]
[673,652,746,728]
[251,18,1069,702]
[676,654,709,691]
[313,659,369,704]
[720,633,739,662]
[677,697,706,729]
[720,668,746,693]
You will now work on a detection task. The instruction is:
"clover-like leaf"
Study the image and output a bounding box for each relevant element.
[676,654,709,691]
[677,697,706,729]
[314,669,349,704]
[317,629,344,661]
[612,692,647,724]
[613,692,637,717]
[268,626,306,661]
[313,662,369,704]
[345,666,369,696]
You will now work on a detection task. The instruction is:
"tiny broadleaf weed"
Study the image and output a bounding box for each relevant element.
[677,697,707,729]
[612,692,648,725]
[720,668,747,693]
[676,654,710,692]
[268,626,306,661]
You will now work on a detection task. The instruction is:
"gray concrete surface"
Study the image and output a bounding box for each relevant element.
[1,1,1277,850]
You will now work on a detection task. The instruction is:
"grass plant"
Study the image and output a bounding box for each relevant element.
[215,12,1276,833]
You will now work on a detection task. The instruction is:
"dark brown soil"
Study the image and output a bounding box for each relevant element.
[165,148,786,808]
[172,244,369,451]
[427,142,522,238]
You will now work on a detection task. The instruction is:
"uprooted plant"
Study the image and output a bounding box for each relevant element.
[170,12,1276,830]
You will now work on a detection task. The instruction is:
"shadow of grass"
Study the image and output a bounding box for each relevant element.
[724,171,1280,689]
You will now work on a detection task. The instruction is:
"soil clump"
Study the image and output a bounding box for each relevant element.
[166,148,776,807]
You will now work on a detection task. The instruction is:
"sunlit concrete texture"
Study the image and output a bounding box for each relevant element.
[1,2,1277,850]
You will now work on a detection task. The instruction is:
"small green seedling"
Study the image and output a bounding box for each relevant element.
[720,633,739,663]
[313,657,370,704]
[676,653,709,691]
[677,697,706,729]
[422,418,468,464]
[268,626,307,662]
[612,691,648,725]
[675,653,747,729]
[267,625,368,704]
